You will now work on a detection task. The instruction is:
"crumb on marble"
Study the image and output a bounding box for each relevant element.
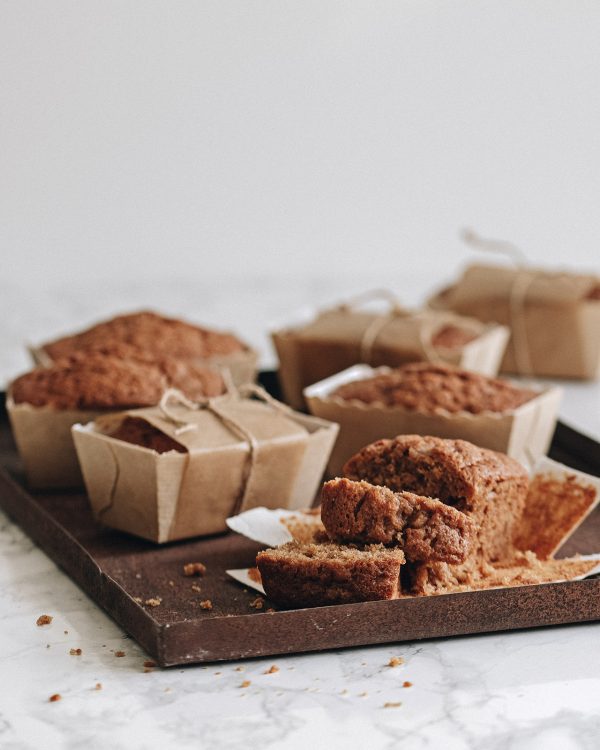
[114,651,126,658]
[183,562,207,577]
[143,660,157,669]
[144,598,162,608]
[69,648,82,656]
[264,665,279,675]
[383,702,402,708]
[388,657,404,668]
[64,630,68,635]
[36,614,52,627]
[235,666,245,672]
[240,680,251,688]
[359,692,368,698]
[403,681,413,688]
[249,597,264,610]
[144,668,153,673]
[49,694,61,703]
[94,683,102,690]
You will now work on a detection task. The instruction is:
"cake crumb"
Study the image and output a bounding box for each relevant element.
[94,683,102,690]
[214,672,221,676]
[249,597,264,610]
[388,657,404,668]
[340,689,349,695]
[143,660,156,669]
[133,597,142,604]
[384,701,402,709]
[114,651,126,658]
[183,562,207,577]
[144,598,162,607]
[46,644,51,649]
[359,692,368,698]
[247,567,262,584]
[240,680,251,688]
[49,694,61,703]
[199,600,213,610]
[403,681,413,688]
[191,584,202,593]
[69,648,82,656]
[168,580,175,587]
[36,614,52,626]
[266,608,275,614]
[135,573,142,579]
[64,630,68,635]
[235,666,245,672]
[264,665,279,674]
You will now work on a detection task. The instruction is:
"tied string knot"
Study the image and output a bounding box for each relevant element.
[158,384,294,516]
[334,288,455,365]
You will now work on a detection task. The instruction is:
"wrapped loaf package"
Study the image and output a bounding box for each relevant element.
[72,388,339,543]
[305,363,562,475]
[428,264,600,379]
[272,293,510,410]
[31,310,259,386]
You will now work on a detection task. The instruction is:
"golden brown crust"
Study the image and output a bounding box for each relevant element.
[332,363,536,414]
[256,541,404,607]
[343,434,529,563]
[320,478,474,564]
[11,355,224,410]
[41,311,246,362]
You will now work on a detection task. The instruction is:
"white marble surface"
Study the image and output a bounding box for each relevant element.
[1,277,600,749]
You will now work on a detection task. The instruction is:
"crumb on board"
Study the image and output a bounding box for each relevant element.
[135,573,141,579]
[36,615,52,627]
[249,597,264,610]
[69,648,82,656]
[191,584,202,593]
[114,651,126,658]
[183,562,207,577]
[384,702,402,708]
[199,600,213,610]
[133,597,142,604]
[49,694,61,703]
[143,660,157,669]
[388,657,404,668]
[240,680,251,688]
[144,598,162,607]
[168,580,175,587]
[264,665,279,674]
[403,681,413,688]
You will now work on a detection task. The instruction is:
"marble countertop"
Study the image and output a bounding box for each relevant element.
[1,277,600,749]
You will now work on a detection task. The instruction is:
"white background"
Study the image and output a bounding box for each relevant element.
[1,1,600,379]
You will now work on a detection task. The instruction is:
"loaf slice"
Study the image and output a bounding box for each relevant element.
[256,541,405,608]
[320,478,474,564]
[343,435,528,563]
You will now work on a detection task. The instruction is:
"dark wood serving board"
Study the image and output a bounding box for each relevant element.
[0,375,599,667]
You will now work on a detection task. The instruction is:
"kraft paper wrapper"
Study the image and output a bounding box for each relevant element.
[6,393,102,488]
[304,365,562,476]
[428,264,600,379]
[29,343,259,387]
[226,458,600,596]
[272,306,509,410]
[72,398,338,544]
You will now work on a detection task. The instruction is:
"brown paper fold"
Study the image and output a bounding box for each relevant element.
[73,393,339,543]
[272,298,509,409]
[6,393,102,488]
[304,365,561,476]
[429,263,600,379]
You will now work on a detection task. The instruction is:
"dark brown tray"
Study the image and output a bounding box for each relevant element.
[1,376,599,667]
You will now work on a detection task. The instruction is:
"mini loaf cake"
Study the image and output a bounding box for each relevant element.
[256,541,405,607]
[331,362,537,414]
[343,435,529,563]
[320,478,474,564]
[107,417,187,453]
[38,311,247,363]
[10,354,225,410]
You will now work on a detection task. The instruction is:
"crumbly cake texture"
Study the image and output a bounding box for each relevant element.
[108,417,187,454]
[280,512,329,544]
[406,552,599,596]
[331,362,537,414]
[430,325,476,350]
[256,541,405,607]
[320,478,474,564]
[10,355,224,410]
[514,472,599,559]
[41,310,246,362]
[343,435,529,563]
